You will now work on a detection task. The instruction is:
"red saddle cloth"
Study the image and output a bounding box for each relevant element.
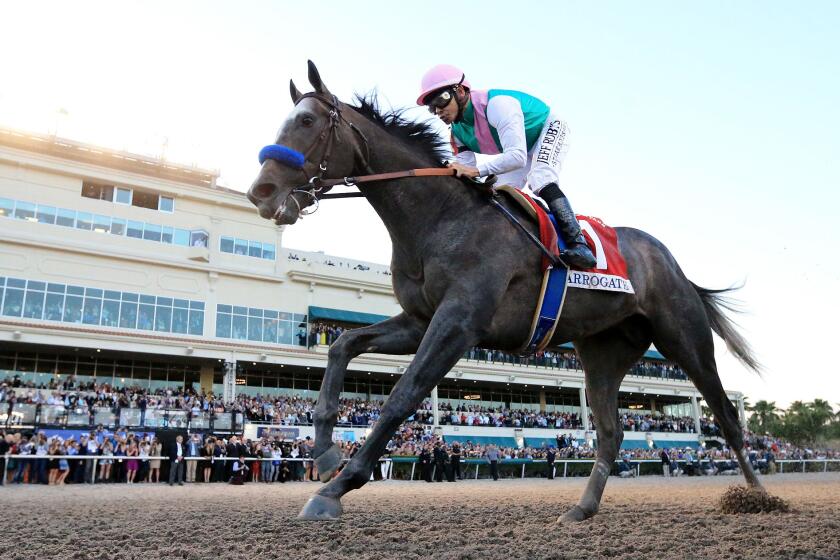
[519,193,631,284]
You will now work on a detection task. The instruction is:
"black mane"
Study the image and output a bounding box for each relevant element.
[351,93,450,163]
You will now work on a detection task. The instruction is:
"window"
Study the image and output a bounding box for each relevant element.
[161,226,174,244]
[220,236,234,254]
[110,217,126,236]
[262,243,276,260]
[143,223,162,242]
[81,182,114,202]
[263,317,278,343]
[248,309,263,341]
[115,187,132,205]
[4,275,206,335]
[172,306,189,334]
[155,305,172,332]
[14,201,36,221]
[232,313,247,340]
[188,306,203,335]
[36,205,57,225]
[119,299,138,329]
[0,197,13,218]
[216,303,297,346]
[126,221,143,239]
[2,284,24,317]
[234,238,248,255]
[92,214,111,234]
[190,230,208,248]
[44,291,64,321]
[131,190,158,210]
[173,229,190,246]
[158,196,174,212]
[56,209,76,227]
[82,295,102,325]
[137,302,155,330]
[248,241,262,258]
[23,284,45,319]
[101,299,120,327]
[63,294,83,323]
[75,212,92,231]
[215,309,232,338]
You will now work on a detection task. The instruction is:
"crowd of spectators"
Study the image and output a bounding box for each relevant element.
[307,323,347,348]
[2,423,837,486]
[0,429,323,485]
[287,252,391,276]
[3,377,726,436]
[1,376,240,419]
[617,412,697,433]
[437,402,584,429]
[307,322,688,381]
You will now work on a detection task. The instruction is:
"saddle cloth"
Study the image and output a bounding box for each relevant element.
[495,186,634,353]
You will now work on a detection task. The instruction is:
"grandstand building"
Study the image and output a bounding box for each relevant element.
[0,126,747,449]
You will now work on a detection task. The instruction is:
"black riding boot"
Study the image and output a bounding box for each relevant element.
[539,183,596,269]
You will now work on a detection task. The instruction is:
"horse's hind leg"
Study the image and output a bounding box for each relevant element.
[312,313,427,481]
[559,318,651,523]
[647,291,761,488]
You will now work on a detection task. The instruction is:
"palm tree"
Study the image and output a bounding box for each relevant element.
[809,399,834,422]
[747,400,780,434]
[781,400,834,445]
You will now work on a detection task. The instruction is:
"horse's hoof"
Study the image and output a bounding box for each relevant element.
[315,444,343,482]
[557,505,593,524]
[297,494,343,520]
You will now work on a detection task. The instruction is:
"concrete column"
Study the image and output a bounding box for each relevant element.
[539,390,547,413]
[649,397,657,414]
[690,395,702,435]
[199,364,214,395]
[737,397,747,429]
[579,386,590,431]
[431,386,439,427]
[223,361,237,404]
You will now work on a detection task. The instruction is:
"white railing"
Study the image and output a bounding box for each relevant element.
[3,455,837,486]
[391,457,840,481]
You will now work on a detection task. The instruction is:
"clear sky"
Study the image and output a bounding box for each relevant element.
[1,1,838,408]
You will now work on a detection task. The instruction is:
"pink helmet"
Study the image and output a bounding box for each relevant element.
[416,64,471,105]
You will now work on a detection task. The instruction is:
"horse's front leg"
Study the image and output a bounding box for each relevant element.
[312,313,427,482]
[299,300,488,520]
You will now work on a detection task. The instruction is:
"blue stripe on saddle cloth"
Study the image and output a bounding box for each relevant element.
[524,214,569,353]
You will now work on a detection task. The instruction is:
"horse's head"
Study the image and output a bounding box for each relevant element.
[248,61,368,225]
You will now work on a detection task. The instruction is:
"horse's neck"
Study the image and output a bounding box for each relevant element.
[355,129,470,255]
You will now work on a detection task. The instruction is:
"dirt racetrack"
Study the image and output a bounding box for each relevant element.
[2,472,838,560]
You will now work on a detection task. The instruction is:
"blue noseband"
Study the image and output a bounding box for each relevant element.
[258,144,305,169]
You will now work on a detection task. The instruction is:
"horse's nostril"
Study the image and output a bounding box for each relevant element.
[253,183,277,200]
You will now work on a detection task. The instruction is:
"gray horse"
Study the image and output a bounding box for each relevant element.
[247,62,763,522]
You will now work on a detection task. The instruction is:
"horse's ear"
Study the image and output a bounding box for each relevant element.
[289,79,303,103]
[307,60,330,95]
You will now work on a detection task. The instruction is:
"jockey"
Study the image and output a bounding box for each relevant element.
[417,64,596,269]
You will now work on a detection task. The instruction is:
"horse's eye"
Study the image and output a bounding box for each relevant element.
[302,116,314,127]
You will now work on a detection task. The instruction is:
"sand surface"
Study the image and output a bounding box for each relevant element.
[2,473,838,560]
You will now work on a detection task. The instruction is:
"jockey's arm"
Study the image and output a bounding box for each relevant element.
[450,134,477,167]
[477,95,528,177]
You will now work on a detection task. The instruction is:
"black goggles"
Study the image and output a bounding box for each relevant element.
[426,88,455,112]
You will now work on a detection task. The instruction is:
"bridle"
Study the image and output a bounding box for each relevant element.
[259,92,458,217]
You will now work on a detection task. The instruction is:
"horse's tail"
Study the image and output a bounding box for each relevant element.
[691,283,762,375]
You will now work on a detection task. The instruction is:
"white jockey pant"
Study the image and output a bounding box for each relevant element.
[494,115,569,196]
